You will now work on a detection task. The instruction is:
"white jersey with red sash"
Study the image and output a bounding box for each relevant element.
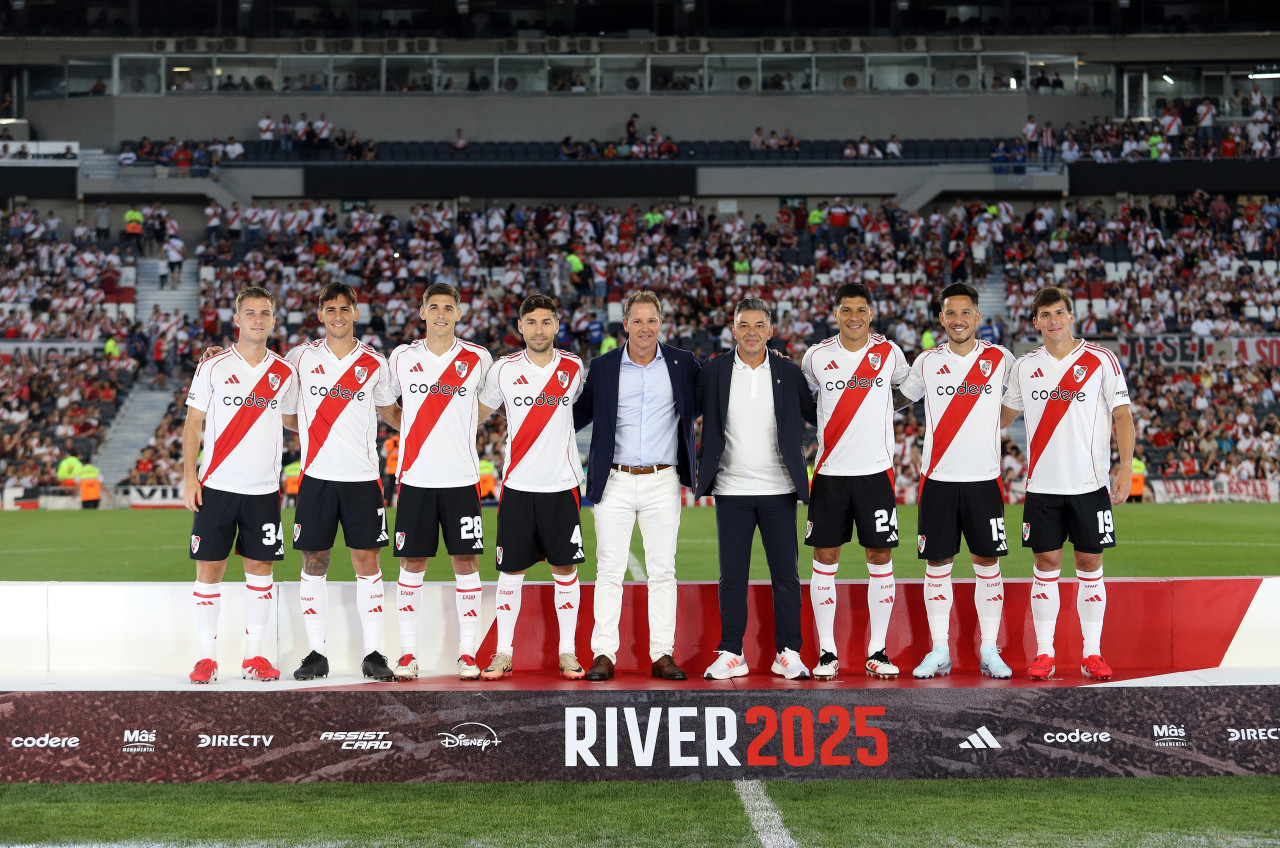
[286,340,394,482]
[898,340,1013,482]
[801,334,910,477]
[187,347,299,495]
[1003,340,1129,495]
[479,349,584,493]
[389,338,493,488]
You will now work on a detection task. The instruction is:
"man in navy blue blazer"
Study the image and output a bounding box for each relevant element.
[573,291,700,681]
[695,297,818,681]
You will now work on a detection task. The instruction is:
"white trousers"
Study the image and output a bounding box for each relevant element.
[591,466,682,663]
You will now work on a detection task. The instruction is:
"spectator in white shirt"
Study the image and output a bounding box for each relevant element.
[117,144,137,166]
[257,112,275,142]
[885,135,902,159]
[223,137,245,160]
[1196,98,1217,142]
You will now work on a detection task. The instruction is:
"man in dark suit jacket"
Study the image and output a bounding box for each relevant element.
[573,291,700,681]
[696,298,817,681]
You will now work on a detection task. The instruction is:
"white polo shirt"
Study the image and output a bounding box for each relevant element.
[714,351,794,497]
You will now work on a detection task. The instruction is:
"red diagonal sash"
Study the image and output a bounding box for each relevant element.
[301,351,382,479]
[813,341,891,474]
[505,356,580,479]
[923,348,1004,479]
[397,347,482,481]
[200,358,293,485]
[1027,350,1102,481]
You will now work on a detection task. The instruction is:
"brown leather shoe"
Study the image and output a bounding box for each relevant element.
[651,655,688,680]
[584,655,614,681]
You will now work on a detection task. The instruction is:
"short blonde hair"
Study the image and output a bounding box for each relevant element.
[623,290,662,321]
[235,285,275,313]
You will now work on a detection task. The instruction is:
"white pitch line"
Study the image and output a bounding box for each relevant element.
[734,779,798,848]
[627,551,648,582]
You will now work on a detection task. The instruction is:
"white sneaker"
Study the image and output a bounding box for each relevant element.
[771,648,811,680]
[813,651,839,681]
[458,654,480,680]
[393,653,418,680]
[703,651,749,680]
[980,645,1013,679]
[912,647,952,679]
[865,650,900,679]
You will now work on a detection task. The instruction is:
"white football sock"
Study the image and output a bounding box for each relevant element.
[495,572,525,657]
[193,580,220,659]
[243,572,273,660]
[298,572,327,653]
[973,561,1004,649]
[355,571,384,656]
[866,562,895,655]
[455,572,483,657]
[396,567,423,658]
[923,563,953,651]
[809,560,839,655]
[1077,568,1106,657]
[554,569,580,656]
[1031,566,1061,656]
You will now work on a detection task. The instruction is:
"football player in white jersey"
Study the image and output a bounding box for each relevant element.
[200,283,403,683]
[1000,286,1134,681]
[385,283,494,681]
[800,282,910,681]
[183,286,300,684]
[283,283,400,683]
[477,294,587,681]
[896,283,1015,680]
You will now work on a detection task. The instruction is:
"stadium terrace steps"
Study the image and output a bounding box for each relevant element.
[94,390,181,491]
[134,258,200,321]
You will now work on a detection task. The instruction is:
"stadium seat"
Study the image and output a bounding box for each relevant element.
[495,141,512,160]
[405,141,424,160]
[478,141,497,160]
[900,139,919,160]
[707,141,723,159]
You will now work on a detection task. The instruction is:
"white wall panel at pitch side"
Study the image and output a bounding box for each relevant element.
[0,583,51,673]
[1220,577,1280,668]
[47,582,253,677]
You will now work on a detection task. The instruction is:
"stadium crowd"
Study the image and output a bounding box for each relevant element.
[3,184,1280,495]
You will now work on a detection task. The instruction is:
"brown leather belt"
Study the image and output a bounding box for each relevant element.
[611,463,672,475]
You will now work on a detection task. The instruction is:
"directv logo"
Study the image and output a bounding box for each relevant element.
[959,726,1002,749]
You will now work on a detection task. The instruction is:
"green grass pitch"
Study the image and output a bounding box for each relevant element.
[1,777,1277,847]
[0,502,1276,582]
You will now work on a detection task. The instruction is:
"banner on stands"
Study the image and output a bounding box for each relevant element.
[1149,479,1278,504]
[0,340,101,366]
[124,485,185,509]
[0,686,1276,783]
[1117,336,1280,368]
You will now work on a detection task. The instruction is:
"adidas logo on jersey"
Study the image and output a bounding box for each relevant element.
[927,594,948,602]
[473,539,484,550]
[311,365,325,374]
[1032,592,1050,600]
[886,532,898,542]
[1030,368,1045,379]
[987,594,1003,602]
[1101,533,1113,544]
[368,606,383,613]
[463,610,478,617]
[224,374,241,385]
[409,363,424,373]
[879,595,894,604]
[376,530,388,543]
[514,375,530,386]
[496,603,512,611]
[959,726,1002,750]
[1083,594,1103,603]
[823,360,840,371]
[558,602,574,610]
[819,597,834,606]
[936,365,951,375]
[399,605,414,612]
[302,608,317,615]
